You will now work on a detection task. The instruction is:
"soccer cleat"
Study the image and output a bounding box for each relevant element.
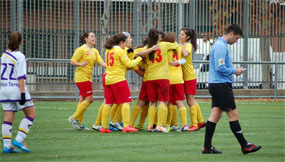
[99,128,112,133]
[13,140,30,152]
[109,122,123,131]
[202,146,222,154]
[80,124,89,130]
[198,122,206,129]
[109,126,119,131]
[180,125,189,132]
[68,115,81,130]
[154,126,169,133]
[122,126,138,133]
[3,147,19,154]
[147,126,154,132]
[92,125,101,131]
[170,125,180,131]
[242,143,262,154]
[188,125,199,132]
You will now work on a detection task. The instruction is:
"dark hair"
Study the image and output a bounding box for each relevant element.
[147,28,160,61]
[224,24,243,36]
[104,33,127,49]
[162,32,176,43]
[80,32,93,45]
[181,28,197,52]
[8,32,22,51]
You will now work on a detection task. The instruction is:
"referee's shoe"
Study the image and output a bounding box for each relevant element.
[202,146,222,154]
[242,143,262,154]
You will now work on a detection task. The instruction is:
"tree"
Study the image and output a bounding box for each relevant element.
[203,0,284,89]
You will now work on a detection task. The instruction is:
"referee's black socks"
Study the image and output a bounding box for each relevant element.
[204,121,216,149]
[230,120,247,148]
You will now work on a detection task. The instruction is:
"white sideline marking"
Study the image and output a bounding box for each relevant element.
[36,107,68,110]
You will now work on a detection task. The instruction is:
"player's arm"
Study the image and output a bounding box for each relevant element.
[134,45,160,58]
[134,68,145,77]
[17,56,27,105]
[70,48,88,67]
[99,61,106,68]
[169,58,186,66]
[180,44,191,57]
[120,51,142,68]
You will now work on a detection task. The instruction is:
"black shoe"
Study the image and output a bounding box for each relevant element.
[202,146,222,154]
[242,143,262,154]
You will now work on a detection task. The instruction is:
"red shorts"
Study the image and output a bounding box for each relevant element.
[76,81,93,98]
[184,79,197,95]
[102,73,107,88]
[139,81,148,101]
[169,84,185,105]
[104,80,132,104]
[147,79,169,102]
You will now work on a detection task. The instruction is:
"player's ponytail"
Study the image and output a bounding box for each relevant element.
[181,28,197,52]
[147,28,159,61]
[105,33,127,49]
[8,32,22,51]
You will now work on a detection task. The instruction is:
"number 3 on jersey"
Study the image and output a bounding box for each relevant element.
[151,49,162,63]
[106,52,114,66]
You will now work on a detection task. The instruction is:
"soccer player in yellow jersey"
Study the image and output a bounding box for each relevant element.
[163,32,189,132]
[100,33,147,133]
[179,28,206,131]
[68,32,106,130]
[145,29,179,133]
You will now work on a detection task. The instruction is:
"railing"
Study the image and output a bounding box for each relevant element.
[24,58,285,101]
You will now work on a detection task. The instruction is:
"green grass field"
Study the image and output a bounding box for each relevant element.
[1,101,284,162]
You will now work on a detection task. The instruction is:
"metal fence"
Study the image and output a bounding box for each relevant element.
[0,0,284,94]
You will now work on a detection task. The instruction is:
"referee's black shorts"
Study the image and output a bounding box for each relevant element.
[208,83,236,111]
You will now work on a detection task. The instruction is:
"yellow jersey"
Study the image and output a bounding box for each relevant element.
[105,46,142,85]
[146,42,179,81]
[71,44,103,83]
[182,43,197,81]
[168,45,184,84]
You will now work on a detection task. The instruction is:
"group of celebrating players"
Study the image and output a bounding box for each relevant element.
[68,28,206,134]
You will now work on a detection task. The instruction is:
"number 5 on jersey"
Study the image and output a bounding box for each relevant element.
[106,52,114,66]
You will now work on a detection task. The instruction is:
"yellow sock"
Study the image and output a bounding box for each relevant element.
[166,104,174,127]
[157,103,167,127]
[196,103,205,123]
[114,104,122,122]
[190,105,198,127]
[101,104,112,129]
[73,100,90,124]
[130,105,141,126]
[138,105,148,127]
[121,103,130,127]
[178,107,187,126]
[154,111,158,125]
[94,103,104,126]
[148,105,156,127]
[110,104,118,122]
[172,106,178,126]
[163,105,168,126]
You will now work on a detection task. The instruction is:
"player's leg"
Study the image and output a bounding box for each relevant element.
[13,105,36,153]
[130,100,146,127]
[202,107,223,154]
[176,101,188,132]
[187,95,199,131]
[227,109,262,154]
[92,101,105,131]
[2,106,18,154]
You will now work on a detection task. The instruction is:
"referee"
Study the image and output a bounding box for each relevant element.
[202,24,262,154]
